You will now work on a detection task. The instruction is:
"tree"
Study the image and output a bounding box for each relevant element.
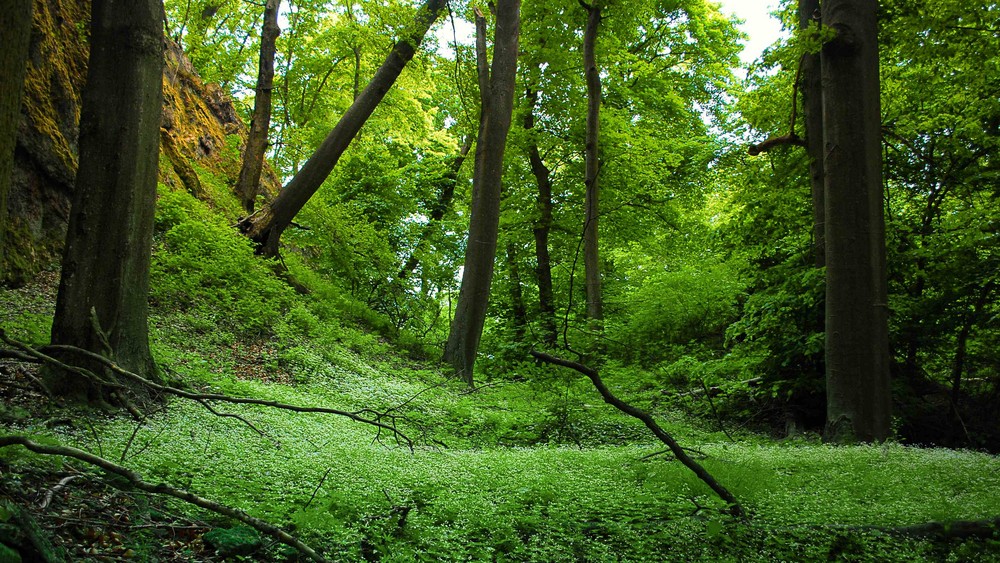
[240,0,448,257]
[799,0,824,267]
[523,87,557,346]
[397,136,473,281]
[581,0,604,322]
[48,0,166,401]
[821,0,891,442]
[0,1,33,284]
[444,0,521,385]
[235,0,281,213]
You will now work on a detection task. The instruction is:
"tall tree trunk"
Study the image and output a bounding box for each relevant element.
[821,0,890,443]
[443,0,521,385]
[235,0,281,214]
[49,0,165,402]
[0,1,33,284]
[240,0,448,257]
[398,136,473,280]
[581,1,604,321]
[799,0,825,268]
[524,87,557,346]
[505,242,528,342]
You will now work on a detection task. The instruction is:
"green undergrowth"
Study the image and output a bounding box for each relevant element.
[2,183,999,561]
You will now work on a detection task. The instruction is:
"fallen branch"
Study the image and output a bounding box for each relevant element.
[0,435,329,563]
[530,350,746,519]
[0,332,414,451]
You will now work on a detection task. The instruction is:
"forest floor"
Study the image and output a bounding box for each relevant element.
[2,272,1000,562]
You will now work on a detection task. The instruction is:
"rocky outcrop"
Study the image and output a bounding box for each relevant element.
[4,0,280,286]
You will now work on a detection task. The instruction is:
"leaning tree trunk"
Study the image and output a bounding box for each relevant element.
[398,136,473,280]
[443,0,521,385]
[821,0,891,443]
[524,87,558,347]
[49,0,165,402]
[240,0,448,257]
[235,0,281,214]
[581,1,604,322]
[0,1,33,284]
[800,0,825,268]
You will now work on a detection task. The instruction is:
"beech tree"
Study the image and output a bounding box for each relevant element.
[523,87,557,347]
[821,0,891,442]
[799,0,825,268]
[444,0,521,385]
[240,0,448,257]
[0,1,33,283]
[581,0,604,322]
[235,0,281,213]
[48,0,166,401]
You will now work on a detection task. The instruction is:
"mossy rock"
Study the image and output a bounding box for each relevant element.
[203,525,262,558]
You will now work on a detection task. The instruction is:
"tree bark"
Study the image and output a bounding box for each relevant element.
[0,1,33,284]
[398,136,473,280]
[443,0,521,385]
[505,242,528,341]
[48,0,165,402]
[821,0,891,443]
[235,0,281,214]
[524,87,557,347]
[581,1,604,321]
[799,0,825,268]
[240,0,448,257]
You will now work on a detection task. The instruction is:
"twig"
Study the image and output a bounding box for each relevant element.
[195,399,281,448]
[530,350,746,519]
[34,342,414,451]
[304,467,333,510]
[698,379,736,443]
[0,436,329,563]
[119,406,168,464]
[39,475,82,510]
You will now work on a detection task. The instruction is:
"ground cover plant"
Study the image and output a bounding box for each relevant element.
[2,259,999,560]
[2,0,1000,560]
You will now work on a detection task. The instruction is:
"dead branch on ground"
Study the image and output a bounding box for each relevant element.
[0,436,328,563]
[529,350,746,519]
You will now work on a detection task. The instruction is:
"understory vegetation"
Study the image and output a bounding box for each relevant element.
[2,0,999,560]
[2,184,999,561]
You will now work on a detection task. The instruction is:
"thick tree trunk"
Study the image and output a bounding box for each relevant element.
[235,0,281,214]
[581,1,604,322]
[821,0,891,443]
[240,0,448,257]
[443,0,521,385]
[398,137,473,280]
[0,1,33,284]
[524,88,557,346]
[799,0,825,268]
[49,0,165,402]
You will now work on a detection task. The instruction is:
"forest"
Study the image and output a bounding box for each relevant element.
[0,0,998,560]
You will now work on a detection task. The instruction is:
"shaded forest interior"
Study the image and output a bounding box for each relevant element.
[0,0,998,561]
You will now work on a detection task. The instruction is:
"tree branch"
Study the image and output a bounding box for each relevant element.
[529,350,746,519]
[0,436,328,563]
[748,133,806,156]
[0,330,414,450]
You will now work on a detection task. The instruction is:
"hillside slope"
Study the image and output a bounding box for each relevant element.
[5,0,280,286]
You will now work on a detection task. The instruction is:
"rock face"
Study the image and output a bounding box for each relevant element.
[4,0,280,286]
